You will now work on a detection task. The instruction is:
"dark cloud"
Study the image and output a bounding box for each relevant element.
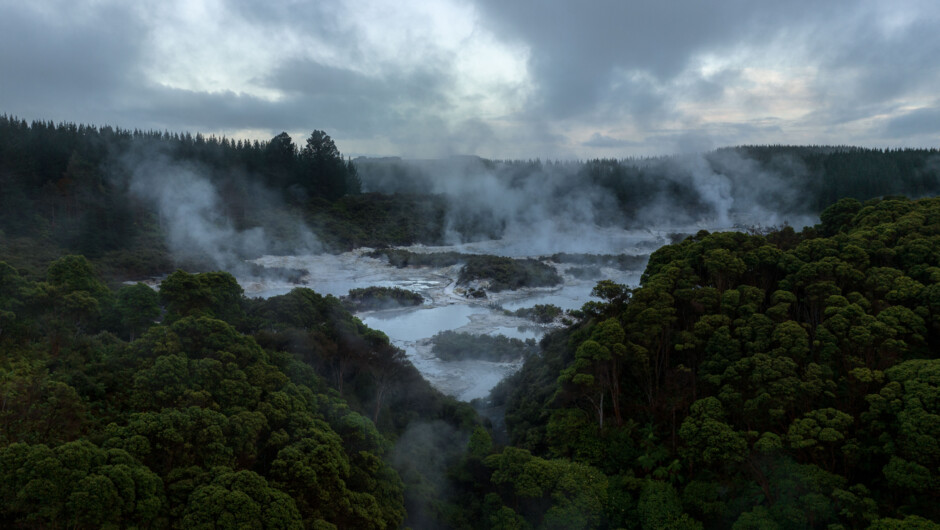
[819,13,940,104]
[262,59,450,134]
[582,133,639,149]
[118,86,299,133]
[472,0,828,120]
[884,105,940,138]
[0,3,145,124]
[1,0,937,158]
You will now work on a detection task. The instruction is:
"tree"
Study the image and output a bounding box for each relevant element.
[159,270,245,325]
[637,480,703,530]
[301,130,350,200]
[0,440,164,528]
[704,248,746,294]
[558,318,627,428]
[864,359,940,499]
[819,197,862,236]
[486,447,609,530]
[47,255,110,301]
[365,344,409,425]
[181,468,302,529]
[115,282,160,340]
[679,397,746,472]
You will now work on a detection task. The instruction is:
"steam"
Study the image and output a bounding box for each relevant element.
[357,149,818,256]
[121,150,321,275]
[118,143,822,275]
[390,420,468,530]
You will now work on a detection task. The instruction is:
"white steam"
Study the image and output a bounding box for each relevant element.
[358,150,819,257]
[123,152,321,272]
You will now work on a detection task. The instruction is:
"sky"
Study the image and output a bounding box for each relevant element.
[1,0,939,159]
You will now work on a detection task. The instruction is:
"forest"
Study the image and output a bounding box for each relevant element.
[3,115,940,280]
[1,116,940,528]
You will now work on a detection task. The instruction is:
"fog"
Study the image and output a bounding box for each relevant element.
[124,144,826,401]
[355,149,818,256]
[120,146,322,277]
[119,143,826,276]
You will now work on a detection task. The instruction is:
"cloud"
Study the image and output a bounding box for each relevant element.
[1,0,939,158]
[884,105,940,138]
[582,133,639,149]
[0,2,145,124]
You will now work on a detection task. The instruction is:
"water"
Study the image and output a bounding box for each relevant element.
[360,304,486,342]
[245,227,669,401]
[490,326,542,341]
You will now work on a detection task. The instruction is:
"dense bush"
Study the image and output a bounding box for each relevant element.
[342,286,424,312]
[480,195,940,528]
[431,331,538,362]
[510,304,564,323]
[459,255,562,292]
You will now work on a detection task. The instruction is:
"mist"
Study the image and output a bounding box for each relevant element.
[120,147,322,276]
[355,149,820,256]
[390,420,469,530]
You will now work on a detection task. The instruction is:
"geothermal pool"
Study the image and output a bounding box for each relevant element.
[244,228,675,401]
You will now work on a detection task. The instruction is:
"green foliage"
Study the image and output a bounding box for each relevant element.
[679,397,746,469]
[342,286,423,312]
[0,440,164,528]
[486,447,610,529]
[432,331,538,362]
[47,255,111,301]
[0,359,86,445]
[511,304,564,324]
[114,282,160,339]
[864,359,940,496]
[3,128,940,530]
[637,480,702,530]
[159,270,246,325]
[819,197,863,237]
[0,259,424,528]
[468,425,493,459]
[181,468,302,529]
[308,193,448,250]
[460,255,563,292]
[868,515,940,529]
[500,196,940,527]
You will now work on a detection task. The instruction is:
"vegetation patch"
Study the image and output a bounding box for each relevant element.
[6,116,940,528]
[491,195,940,529]
[342,286,424,312]
[510,304,564,323]
[305,193,449,250]
[431,330,538,362]
[372,250,564,291]
[458,255,562,292]
[368,248,464,268]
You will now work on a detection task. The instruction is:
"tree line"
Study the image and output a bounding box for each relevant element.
[0,116,361,277]
[4,115,940,282]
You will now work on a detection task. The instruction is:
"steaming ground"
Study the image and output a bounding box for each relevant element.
[245,227,670,401]
[127,149,820,401]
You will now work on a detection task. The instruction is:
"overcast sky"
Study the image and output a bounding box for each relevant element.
[2,0,938,158]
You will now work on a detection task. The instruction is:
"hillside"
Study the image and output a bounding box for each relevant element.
[482,195,940,528]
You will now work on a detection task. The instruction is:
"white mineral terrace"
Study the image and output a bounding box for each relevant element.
[243,227,686,401]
